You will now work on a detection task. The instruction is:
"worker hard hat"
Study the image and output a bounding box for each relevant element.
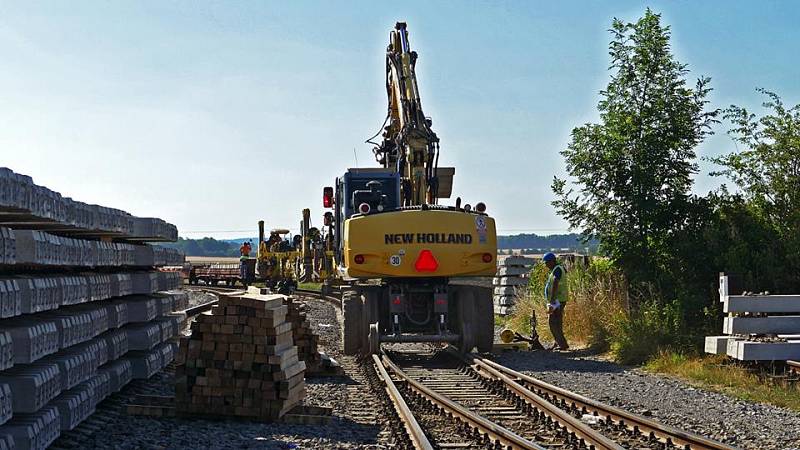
[542,252,556,262]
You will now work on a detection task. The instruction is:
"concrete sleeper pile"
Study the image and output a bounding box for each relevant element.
[0,167,184,450]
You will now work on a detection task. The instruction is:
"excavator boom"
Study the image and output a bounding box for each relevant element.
[373,22,444,206]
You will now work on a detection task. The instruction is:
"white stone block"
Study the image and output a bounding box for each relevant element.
[704,335,734,355]
[119,296,157,323]
[723,316,800,334]
[497,266,529,276]
[0,405,60,450]
[51,382,94,431]
[493,286,522,296]
[493,295,516,306]
[0,362,61,413]
[492,276,528,286]
[0,332,12,371]
[5,320,59,364]
[99,360,131,393]
[0,384,11,426]
[724,295,800,313]
[727,339,800,361]
[101,329,128,360]
[124,350,160,379]
[500,256,536,267]
[125,323,161,351]
[0,280,22,318]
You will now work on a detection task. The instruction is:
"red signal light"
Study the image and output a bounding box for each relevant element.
[323,187,334,208]
[354,254,365,264]
[414,250,439,272]
[359,203,371,214]
[482,253,493,263]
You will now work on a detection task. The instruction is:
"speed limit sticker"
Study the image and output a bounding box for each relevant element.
[389,255,402,266]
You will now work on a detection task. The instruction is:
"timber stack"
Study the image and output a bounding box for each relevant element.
[284,297,321,373]
[175,290,306,421]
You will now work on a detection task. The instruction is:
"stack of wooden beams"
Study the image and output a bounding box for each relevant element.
[283,297,321,373]
[175,292,305,421]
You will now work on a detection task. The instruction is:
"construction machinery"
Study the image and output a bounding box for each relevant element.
[324,22,497,355]
[255,221,299,293]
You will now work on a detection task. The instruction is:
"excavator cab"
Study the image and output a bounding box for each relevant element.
[337,169,400,218]
[327,169,401,260]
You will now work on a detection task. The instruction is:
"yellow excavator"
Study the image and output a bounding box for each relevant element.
[323,22,497,355]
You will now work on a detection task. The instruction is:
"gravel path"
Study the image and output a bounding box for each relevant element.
[186,289,217,308]
[495,349,800,450]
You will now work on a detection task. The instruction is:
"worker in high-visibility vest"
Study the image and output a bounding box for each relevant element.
[542,252,569,351]
[239,241,251,284]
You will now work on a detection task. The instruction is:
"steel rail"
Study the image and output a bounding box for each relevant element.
[380,353,548,450]
[371,354,434,450]
[294,288,342,309]
[180,286,244,316]
[183,285,342,312]
[461,352,622,450]
[476,356,741,450]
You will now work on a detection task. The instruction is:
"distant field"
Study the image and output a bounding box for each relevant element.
[186,256,241,265]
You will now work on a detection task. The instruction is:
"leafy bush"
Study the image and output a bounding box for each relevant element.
[609,298,693,364]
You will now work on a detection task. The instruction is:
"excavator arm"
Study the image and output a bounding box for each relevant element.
[371,22,446,206]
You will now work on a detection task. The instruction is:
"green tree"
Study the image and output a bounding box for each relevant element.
[712,90,800,228]
[552,9,718,298]
[708,90,800,291]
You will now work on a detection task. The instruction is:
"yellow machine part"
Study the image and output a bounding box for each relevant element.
[499,328,515,344]
[343,209,497,278]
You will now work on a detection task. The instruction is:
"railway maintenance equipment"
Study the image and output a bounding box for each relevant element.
[323,22,497,355]
[256,222,299,293]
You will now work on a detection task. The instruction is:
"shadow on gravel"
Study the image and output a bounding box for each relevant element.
[152,416,382,449]
[494,348,627,375]
[304,374,359,385]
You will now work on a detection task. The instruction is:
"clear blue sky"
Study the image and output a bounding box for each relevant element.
[1,1,798,239]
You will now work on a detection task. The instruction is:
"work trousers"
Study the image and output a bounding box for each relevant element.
[549,304,568,350]
[239,261,248,282]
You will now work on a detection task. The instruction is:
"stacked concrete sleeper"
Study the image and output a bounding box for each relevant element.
[0,168,185,450]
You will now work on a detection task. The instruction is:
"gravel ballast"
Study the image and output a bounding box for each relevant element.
[495,349,800,450]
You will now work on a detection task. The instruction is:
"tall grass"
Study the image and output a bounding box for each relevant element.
[646,351,800,411]
[505,258,628,351]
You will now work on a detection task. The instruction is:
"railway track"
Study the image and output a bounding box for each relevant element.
[374,349,740,450]
[182,284,341,312]
[184,284,738,450]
